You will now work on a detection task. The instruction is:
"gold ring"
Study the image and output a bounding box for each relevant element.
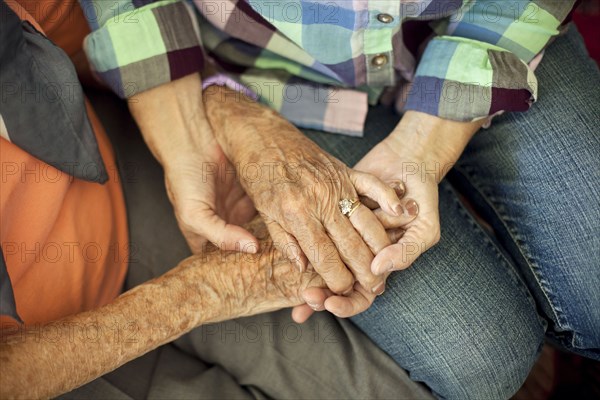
[339,198,360,217]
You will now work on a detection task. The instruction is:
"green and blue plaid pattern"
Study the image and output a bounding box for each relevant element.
[81,0,577,135]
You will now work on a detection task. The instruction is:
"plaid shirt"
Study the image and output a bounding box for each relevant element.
[81,0,577,136]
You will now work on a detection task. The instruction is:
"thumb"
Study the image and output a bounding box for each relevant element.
[370,227,434,275]
[291,305,315,324]
[180,205,259,253]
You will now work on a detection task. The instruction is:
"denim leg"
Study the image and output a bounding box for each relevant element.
[301,26,597,399]
[451,26,600,359]
[302,119,546,398]
[299,31,600,400]
[352,182,546,400]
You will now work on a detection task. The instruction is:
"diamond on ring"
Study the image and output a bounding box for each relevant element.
[339,198,360,217]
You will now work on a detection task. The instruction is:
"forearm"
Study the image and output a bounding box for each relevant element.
[129,79,292,167]
[128,73,212,166]
[0,221,321,399]
[202,89,481,181]
[388,111,485,183]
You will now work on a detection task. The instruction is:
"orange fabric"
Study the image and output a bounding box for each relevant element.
[0,1,128,326]
[9,0,90,57]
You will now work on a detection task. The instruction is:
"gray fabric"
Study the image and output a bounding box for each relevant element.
[0,247,21,322]
[0,0,107,183]
[59,90,433,399]
[174,310,430,399]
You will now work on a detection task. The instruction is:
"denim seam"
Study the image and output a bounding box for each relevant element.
[443,182,546,395]
[442,183,543,326]
[452,165,567,334]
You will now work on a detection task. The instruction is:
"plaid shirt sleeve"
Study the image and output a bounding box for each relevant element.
[80,0,204,98]
[405,0,577,122]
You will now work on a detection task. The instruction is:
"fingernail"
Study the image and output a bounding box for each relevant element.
[392,181,405,197]
[372,282,386,295]
[342,287,353,296]
[405,199,419,217]
[306,301,320,311]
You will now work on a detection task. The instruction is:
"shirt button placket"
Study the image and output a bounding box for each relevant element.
[371,54,389,67]
[377,13,394,24]
[365,3,397,87]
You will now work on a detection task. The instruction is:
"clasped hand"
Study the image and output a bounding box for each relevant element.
[202,89,419,299]
[132,77,441,322]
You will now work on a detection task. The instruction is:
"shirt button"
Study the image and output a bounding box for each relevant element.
[371,54,388,67]
[377,13,394,23]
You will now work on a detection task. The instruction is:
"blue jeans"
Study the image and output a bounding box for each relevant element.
[303,26,600,399]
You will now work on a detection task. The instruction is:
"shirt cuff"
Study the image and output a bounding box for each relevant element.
[202,75,367,137]
[83,1,204,98]
[202,74,259,101]
[404,36,538,122]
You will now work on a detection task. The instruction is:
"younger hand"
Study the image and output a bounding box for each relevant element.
[292,181,415,322]
[294,111,482,321]
[163,136,258,253]
[130,74,258,254]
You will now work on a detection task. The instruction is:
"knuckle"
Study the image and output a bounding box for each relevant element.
[280,198,303,222]
[325,274,353,294]
[280,198,298,213]
[363,277,379,291]
[311,249,335,271]
[416,218,441,247]
[267,228,285,246]
[359,172,375,187]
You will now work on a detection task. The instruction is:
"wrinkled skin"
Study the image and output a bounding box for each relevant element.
[191,216,327,314]
[0,217,326,399]
[294,111,483,321]
[131,77,416,301]
[203,87,417,297]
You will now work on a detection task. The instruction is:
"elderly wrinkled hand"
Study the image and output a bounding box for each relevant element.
[203,87,418,298]
[297,111,484,320]
[292,181,413,322]
[184,217,327,316]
